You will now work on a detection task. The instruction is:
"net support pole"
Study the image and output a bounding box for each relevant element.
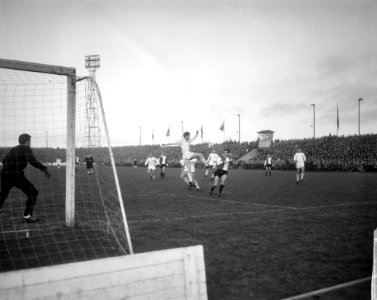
[88,77,134,254]
[66,70,76,226]
[373,229,377,298]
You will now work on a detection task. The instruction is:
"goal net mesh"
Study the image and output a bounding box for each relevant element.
[0,66,132,272]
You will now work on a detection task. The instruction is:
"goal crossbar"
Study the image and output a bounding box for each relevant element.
[0,58,75,76]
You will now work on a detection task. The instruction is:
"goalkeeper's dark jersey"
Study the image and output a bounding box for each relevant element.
[1,145,47,175]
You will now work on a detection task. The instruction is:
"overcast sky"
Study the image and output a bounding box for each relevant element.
[0,0,376,146]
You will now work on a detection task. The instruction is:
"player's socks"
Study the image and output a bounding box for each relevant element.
[270,172,272,176]
[219,184,225,194]
[205,170,209,176]
[210,186,216,195]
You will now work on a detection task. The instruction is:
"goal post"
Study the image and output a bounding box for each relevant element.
[66,68,76,227]
[0,58,76,227]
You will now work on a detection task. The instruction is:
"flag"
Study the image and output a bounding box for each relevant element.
[219,120,225,131]
[201,125,203,139]
[337,104,339,131]
[166,127,170,137]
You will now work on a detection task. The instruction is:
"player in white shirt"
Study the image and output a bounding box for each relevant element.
[205,148,219,180]
[163,131,208,186]
[293,148,306,184]
[210,149,232,196]
[56,158,62,169]
[180,158,200,191]
[145,154,159,180]
[264,154,273,176]
[159,153,168,179]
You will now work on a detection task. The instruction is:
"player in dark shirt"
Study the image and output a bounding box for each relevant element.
[0,133,51,223]
[84,153,95,176]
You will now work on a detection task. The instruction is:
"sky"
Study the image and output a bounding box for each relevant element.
[0,0,376,146]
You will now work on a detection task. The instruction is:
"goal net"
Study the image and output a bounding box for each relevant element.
[0,59,133,272]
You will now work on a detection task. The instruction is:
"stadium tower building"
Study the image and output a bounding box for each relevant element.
[85,55,101,148]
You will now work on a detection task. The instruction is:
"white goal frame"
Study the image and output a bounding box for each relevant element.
[0,59,134,254]
[0,58,77,227]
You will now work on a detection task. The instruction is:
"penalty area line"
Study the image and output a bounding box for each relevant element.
[185,194,297,209]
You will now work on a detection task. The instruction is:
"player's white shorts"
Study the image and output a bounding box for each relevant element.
[183,151,194,160]
[148,166,156,171]
[296,163,305,169]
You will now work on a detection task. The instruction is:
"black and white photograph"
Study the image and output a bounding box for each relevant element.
[0,0,376,299]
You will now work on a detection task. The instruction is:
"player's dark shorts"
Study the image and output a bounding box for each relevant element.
[160,164,166,168]
[214,169,228,178]
[86,165,93,169]
[266,164,272,168]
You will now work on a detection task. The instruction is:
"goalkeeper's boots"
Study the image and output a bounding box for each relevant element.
[24,215,39,223]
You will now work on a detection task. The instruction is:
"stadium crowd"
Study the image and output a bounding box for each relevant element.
[1,134,376,172]
[247,134,377,172]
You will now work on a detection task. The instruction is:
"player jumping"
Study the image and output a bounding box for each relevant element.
[210,149,231,197]
[84,153,94,176]
[180,158,200,191]
[205,148,219,180]
[145,154,159,180]
[264,154,273,176]
[163,131,208,187]
[0,133,51,223]
[294,148,306,184]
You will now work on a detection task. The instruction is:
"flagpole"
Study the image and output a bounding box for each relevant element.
[201,125,203,143]
[337,104,339,136]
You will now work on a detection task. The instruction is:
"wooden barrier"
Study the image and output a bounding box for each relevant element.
[0,245,207,300]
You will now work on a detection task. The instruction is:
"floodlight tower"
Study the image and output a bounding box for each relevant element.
[85,55,100,148]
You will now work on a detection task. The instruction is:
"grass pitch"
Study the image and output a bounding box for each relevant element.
[122,167,376,299]
[1,166,376,299]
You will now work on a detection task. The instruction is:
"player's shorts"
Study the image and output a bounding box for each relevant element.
[183,151,194,160]
[208,163,216,168]
[148,166,156,171]
[160,164,166,168]
[266,164,272,168]
[296,164,305,170]
[86,165,93,169]
[214,169,228,178]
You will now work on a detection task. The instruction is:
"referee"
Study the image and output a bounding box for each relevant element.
[0,133,51,223]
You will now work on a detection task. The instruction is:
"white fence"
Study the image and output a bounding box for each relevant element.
[0,245,207,300]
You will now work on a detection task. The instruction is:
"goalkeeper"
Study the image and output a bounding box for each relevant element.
[0,133,51,223]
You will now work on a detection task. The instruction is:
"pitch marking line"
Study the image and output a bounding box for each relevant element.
[129,200,377,224]
[129,207,288,224]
